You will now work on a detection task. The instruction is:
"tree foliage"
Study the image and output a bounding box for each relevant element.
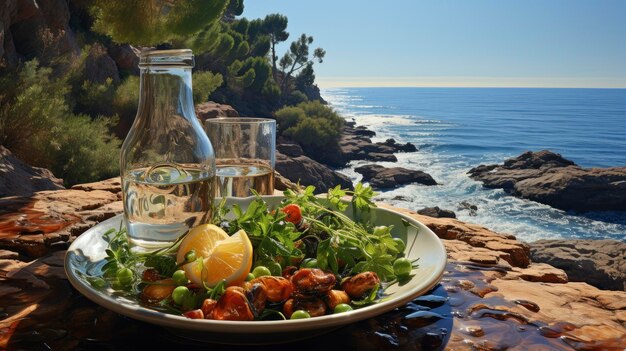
[279,34,325,94]
[90,0,230,46]
[274,101,344,156]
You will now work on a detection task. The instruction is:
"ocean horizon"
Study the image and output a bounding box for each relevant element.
[322,87,626,243]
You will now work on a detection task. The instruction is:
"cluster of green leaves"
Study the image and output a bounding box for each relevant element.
[274,100,345,157]
[0,60,121,186]
[226,198,303,269]
[281,184,404,282]
[89,0,230,46]
[214,183,405,282]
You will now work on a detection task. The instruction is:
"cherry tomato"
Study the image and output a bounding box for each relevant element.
[281,204,303,224]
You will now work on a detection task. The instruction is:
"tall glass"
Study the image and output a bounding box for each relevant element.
[120,49,216,252]
[205,118,275,197]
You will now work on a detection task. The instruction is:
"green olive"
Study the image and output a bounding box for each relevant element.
[290,310,311,319]
[172,286,190,305]
[334,303,353,314]
[172,270,188,286]
[393,257,413,277]
[252,266,271,278]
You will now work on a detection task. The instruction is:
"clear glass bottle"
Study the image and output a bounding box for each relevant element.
[120,49,215,252]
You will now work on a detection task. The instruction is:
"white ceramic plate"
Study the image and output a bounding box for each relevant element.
[65,196,446,344]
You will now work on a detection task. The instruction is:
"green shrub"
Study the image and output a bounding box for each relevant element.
[192,71,223,104]
[77,78,116,117]
[112,75,140,131]
[274,101,344,156]
[0,59,121,186]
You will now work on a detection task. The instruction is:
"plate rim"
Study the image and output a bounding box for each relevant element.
[64,196,447,334]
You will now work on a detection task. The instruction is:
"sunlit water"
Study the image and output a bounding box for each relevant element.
[323,87,626,242]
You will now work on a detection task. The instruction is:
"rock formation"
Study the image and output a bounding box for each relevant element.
[0,145,65,197]
[1,0,79,68]
[195,101,240,122]
[355,164,438,189]
[275,152,352,193]
[530,239,626,291]
[469,150,626,211]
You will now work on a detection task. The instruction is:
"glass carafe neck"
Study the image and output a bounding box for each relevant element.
[137,49,195,123]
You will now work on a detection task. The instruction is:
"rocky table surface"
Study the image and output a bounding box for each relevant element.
[1,178,625,350]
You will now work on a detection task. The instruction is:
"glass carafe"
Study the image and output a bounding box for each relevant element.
[120,49,215,252]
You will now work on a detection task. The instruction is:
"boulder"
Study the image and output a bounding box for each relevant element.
[0,145,65,197]
[376,138,417,153]
[417,206,457,219]
[0,0,79,67]
[276,143,304,158]
[108,44,140,74]
[458,201,478,216]
[468,150,626,211]
[195,102,239,122]
[530,239,626,291]
[275,152,353,193]
[355,164,437,189]
[84,43,120,84]
[366,152,397,162]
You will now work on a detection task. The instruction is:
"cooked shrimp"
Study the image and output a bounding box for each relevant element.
[251,276,293,303]
[282,265,298,279]
[290,268,336,295]
[341,271,381,299]
[211,286,254,321]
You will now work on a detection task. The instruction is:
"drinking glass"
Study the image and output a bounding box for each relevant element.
[204,118,276,197]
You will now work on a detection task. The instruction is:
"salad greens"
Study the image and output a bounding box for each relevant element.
[91,182,419,313]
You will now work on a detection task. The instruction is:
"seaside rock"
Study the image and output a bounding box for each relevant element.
[355,164,437,189]
[274,171,300,192]
[417,206,457,219]
[0,146,65,197]
[275,152,353,193]
[376,138,418,153]
[458,201,478,216]
[195,102,239,122]
[530,239,626,291]
[276,143,304,158]
[353,126,376,137]
[468,150,626,211]
[377,203,531,268]
[366,152,397,162]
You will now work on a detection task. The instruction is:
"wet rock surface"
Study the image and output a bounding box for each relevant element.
[418,207,457,219]
[530,239,626,291]
[468,150,626,211]
[0,180,624,349]
[355,164,438,189]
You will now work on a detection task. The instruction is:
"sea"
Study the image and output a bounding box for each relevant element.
[321,87,626,243]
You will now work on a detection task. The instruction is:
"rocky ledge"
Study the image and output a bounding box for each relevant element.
[468,150,626,212]
[0,180,624,348]
[355,164,438,189]
[530,239,626,291]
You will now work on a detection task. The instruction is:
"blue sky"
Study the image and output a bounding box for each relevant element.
[243,1,626,88]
